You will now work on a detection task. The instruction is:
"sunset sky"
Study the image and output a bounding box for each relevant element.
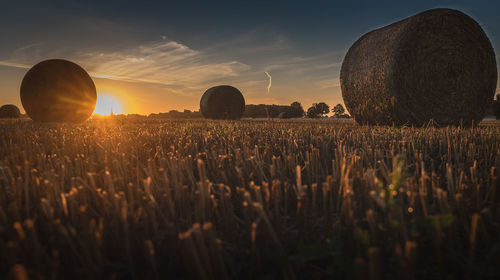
[0,0,499,115]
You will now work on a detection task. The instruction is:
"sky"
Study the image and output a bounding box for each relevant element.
[0,0,499,115]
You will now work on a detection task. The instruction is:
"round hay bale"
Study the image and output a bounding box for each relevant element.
[200,85,245,120]
[340,8,497,126]
[0,104,21,118]
[20,59,97,123]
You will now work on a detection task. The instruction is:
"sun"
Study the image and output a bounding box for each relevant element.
[93,94,123,116]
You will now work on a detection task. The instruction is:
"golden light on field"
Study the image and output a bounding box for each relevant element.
[93,94,123,115]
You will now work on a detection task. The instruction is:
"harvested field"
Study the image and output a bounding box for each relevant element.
[0,119,499,279]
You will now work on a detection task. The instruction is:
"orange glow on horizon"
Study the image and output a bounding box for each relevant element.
[93,94,123,116]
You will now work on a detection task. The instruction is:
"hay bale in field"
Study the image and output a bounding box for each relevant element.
[0,104,21,118]
[340,8,497,126]
[20,59,97,123]
[200,85,245,119]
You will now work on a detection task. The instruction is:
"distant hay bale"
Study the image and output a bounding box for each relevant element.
[20,59,97,123]
[0,104,21,118]
[200,85,245,120]
[340,8,497,126]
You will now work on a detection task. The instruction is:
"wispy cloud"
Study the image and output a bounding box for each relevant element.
[315,78,341,89]
[0,61,30,69]
[262,52,343,74]
[0,41,251,92]
[0,35,349,108]
[84,41,251,89]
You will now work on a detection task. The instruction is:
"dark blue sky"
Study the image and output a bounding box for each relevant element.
[0,0,498,114]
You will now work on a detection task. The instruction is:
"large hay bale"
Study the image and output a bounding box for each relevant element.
[340,8,497,126]
[20,59,97,123]
[200,85,245,120]
[0,104,21,118]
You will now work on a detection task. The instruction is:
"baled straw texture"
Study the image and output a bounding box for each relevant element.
[0,104,21,118]
[340,8,497,126]
[21,59,97,123]
[200,85,246,120]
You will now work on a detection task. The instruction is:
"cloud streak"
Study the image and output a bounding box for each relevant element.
[264,71,272,93]
[0,61,30,69]
[0,35,350,109]
[315,78,341,89]
[0,41,251,92]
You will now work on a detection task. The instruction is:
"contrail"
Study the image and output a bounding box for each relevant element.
[265,71,272,93]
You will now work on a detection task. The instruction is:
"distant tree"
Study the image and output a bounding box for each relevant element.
[149,109,202,119]
[493,94,500,120]
[306,106,319,118]
[267,106,280,118]
[279,101,305,118]
[336,113,351,119]
[306,102,329,118]
[243,105,264,118]
[332,104,345,117]
[243,104,291,118]
[316,102,330,116]
[306,103,329,118]
[290,101,305,117]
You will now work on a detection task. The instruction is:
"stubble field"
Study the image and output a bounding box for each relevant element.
[0,119,499,279]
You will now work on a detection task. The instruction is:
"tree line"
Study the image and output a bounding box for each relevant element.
[146,102,350,119]
[243,102,350,119]
[144,94,500,120]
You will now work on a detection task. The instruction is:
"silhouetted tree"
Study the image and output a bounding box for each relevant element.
[315,102,330,116]
[332,104,345,117]
[306,102,329,118]
[290,101,305,117]
[267,106,280,118]
[243,104,291,118]
[306,106,319,118]
[493,94,500,120]
[306,103,329,118]
[149,110,202,119]
[279,101,305,118]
